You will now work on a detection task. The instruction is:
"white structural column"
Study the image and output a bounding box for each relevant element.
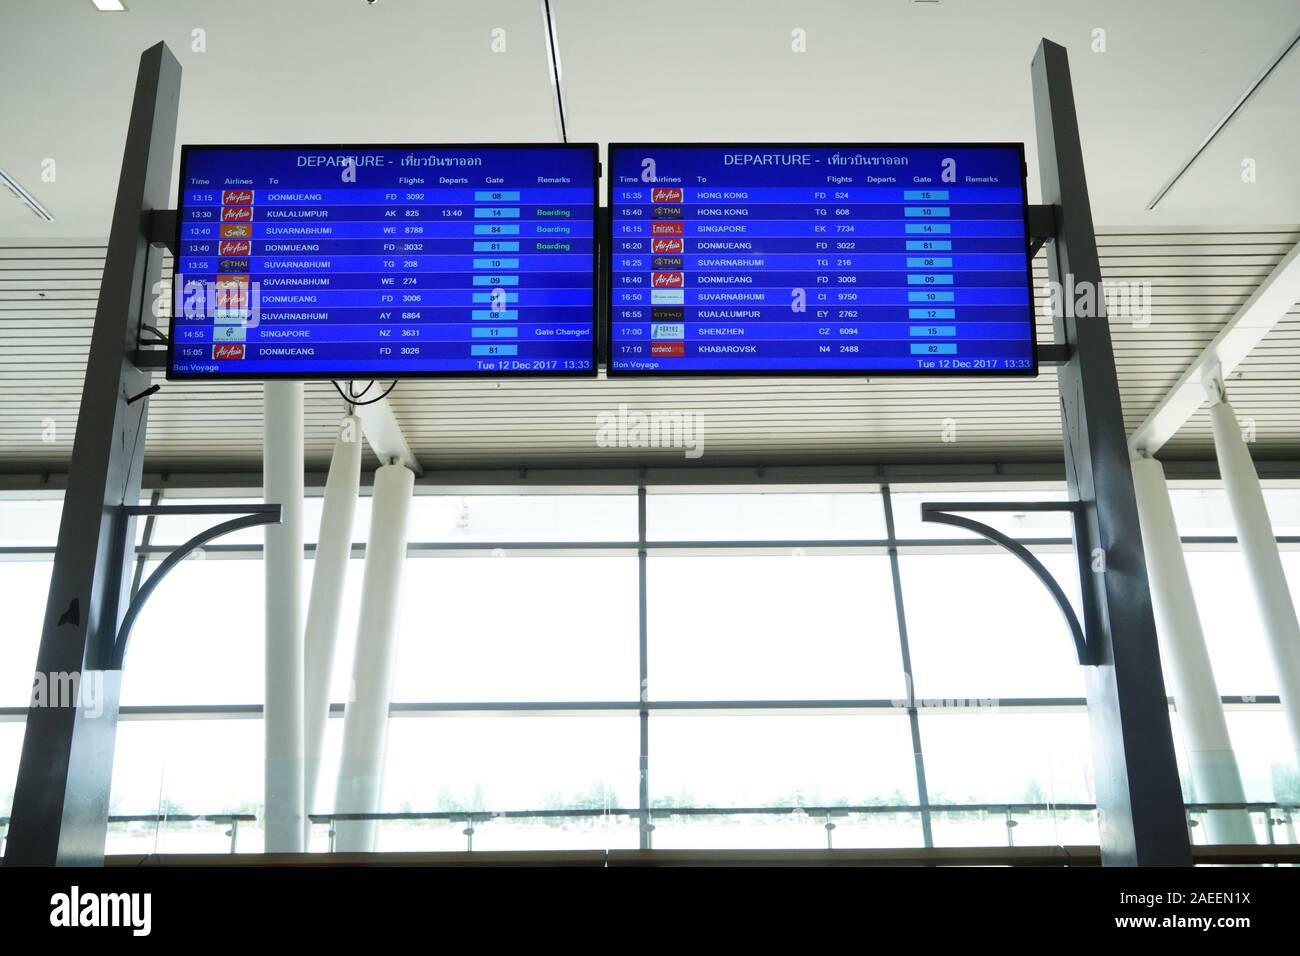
[263,381,306,852]
[1208,384,1300,764]
[1131,455,1255,844]
[333,462,415,852]
[303,413,363,829]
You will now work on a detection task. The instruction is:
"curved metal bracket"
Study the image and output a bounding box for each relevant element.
[108,504,281,670]
[920,501,1099,665]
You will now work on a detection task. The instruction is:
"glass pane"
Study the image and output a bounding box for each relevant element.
[646,491,886,541]
[890,487,1072,540]
[120,558,266,706]
[1171,486,1300,537]
[0,560,51,707]
[0,720,24,821]
[108,717,264,855]
[648,713,919,849]
[919,711,1097,847]
[0,498,63,547]
[362,714,638,851]
[647,554,903,700]
[392,556,639,702]
[900,551,1086,700]
[1184,551,1279,698]
[406,494,637,543]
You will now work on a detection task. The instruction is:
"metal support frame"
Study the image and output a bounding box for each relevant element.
[919,501,1098,665]
[1031,38,1191,865]
[3,43,181,867]
[110,504,281,670]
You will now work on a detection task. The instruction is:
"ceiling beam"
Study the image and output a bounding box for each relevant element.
[353,397,423,476]
[1129,239,1300,456]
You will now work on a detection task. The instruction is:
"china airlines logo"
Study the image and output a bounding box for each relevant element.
[220,240,250,255]
[221,206,253,222]
[212,344,245,360]
[222,189,254,204]
[651,187,682,202]
[652,272,683,288]
[652,237,683,253]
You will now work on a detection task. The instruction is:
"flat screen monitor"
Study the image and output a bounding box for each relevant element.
[606,143,1036,376]
[168,144,598,379]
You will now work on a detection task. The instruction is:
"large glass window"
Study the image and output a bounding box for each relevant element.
[2,480,1295,855]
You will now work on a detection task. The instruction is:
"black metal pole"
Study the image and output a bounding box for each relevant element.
[4,42,181,866]
[1031,38,1191,866]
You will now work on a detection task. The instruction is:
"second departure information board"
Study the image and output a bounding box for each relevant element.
[168,144,598,379]
[606,144,1036,376]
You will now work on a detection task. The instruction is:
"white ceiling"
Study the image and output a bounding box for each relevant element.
[1,0,1299,240]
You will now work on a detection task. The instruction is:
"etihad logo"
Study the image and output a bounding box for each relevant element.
[652,271,683,288]
[220,223,252,239]
[652,237,683,253]
[219,240,250,255]
[651,222,683,236]
[212,343,245,360]
[222,189,254,204]
[651,187,682,202]
[221,206,254,222]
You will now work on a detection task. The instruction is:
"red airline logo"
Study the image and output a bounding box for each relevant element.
[219,240,251,255]
[652,272,683,288]
[215,275,249,289]
[650,342,685,357]
[651,187,682,202]
[221,206,254,222]
[652,237,683,253]
[212,344,245,360]
[651,222,683,236]
[220,224,252,238]
[222,190,254,204]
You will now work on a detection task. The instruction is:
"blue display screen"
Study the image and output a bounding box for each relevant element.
[168,145,598,379]
[607,144,1035,375]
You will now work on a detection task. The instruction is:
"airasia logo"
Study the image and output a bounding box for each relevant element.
[651,187,682,202]
[220,224,252,238]
[652,237,683,253]
[221,206,253,222]
[651,272,683,288]
[222,190,253,204]
[219,240,250,255]
[651,222,683,236]
[212,344,245,360]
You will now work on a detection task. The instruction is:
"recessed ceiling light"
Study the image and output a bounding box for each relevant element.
[91,0,127,11]
[0,166,55,222]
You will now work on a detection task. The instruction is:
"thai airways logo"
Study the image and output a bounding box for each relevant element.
[652,271,683,288]
[652,256,683,269]
[222,189,253,204]
[652,237,683,253]
[221,206,253,222]
[219,240,250,255]
[652,206,683,219]
[218,258,250,272]
[220,224,252,239]
[651,187,682,202]
[212,343,245,360]
[651,222,683,236]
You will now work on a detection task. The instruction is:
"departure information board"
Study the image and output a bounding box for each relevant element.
[168,144,598,379]
[606,144,1035,376]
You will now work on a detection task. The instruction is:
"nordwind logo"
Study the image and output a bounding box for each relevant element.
[50,886,151,936]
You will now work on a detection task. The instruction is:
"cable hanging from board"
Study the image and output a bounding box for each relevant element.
[331,379,397,407]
